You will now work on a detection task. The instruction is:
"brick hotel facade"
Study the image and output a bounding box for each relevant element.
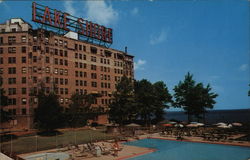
[0,18,134,129]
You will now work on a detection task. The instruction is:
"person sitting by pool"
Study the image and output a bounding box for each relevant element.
[112,140,120,157]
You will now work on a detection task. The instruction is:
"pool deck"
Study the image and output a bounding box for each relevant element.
[18,133,250,160]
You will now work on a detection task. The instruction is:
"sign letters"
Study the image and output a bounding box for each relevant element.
[32,2,113,44]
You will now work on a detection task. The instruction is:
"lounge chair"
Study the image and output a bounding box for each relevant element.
[99,144,111,155]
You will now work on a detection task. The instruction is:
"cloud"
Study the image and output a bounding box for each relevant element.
[131,7,139,15]
[0,0,3,3]
[239,64,248,71]
[85,0,118,26]
[150,29,168,45]
[134,59,146,70]
[64,1,76,16]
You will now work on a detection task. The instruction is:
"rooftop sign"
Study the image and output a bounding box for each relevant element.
[32,2,113,45]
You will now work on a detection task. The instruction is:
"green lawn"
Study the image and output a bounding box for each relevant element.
[1,128,115,154]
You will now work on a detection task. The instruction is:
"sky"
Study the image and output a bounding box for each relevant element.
[0,0,249,111]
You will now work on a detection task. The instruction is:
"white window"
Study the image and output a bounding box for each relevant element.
[46,67,50,73]
[60,98,64,104]
[54,68,58,74]
[22,98,27,105]
[22,67,27,73]
[21,36,27,43]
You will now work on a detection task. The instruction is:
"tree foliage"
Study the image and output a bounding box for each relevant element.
[0,76,10,122]
[109,76,135,125]
[135,80,172,126]
[173,72,218,122]
[34,91,63,131]
[152,81,173,123]
[109,77,172,126]
[66,92,102,127]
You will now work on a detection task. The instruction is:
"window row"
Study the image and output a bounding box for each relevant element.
[52,48,68,57]
[54,39,68,48]
[101,82,111,89]
[114,61,123,67]
[8,108,26,116]
[115,76,122,82]
[75,53,87,60]
[0,36,27,44]
[55,88,69,95]
[54,58,68,66]
[114,53,124,60]
[8,36,16,43]
[75,89,87,95]
[101,99,112,105]
[75,62,87,69]
[100,74,111,81]
[75,80,87,86]
[101,91,112,97]
[74,43,86,51]
[7,67,32,74]
[114,68,123,74]
[0,56,29,64]
[54,68,68,75]
[100,66,111,72]
[0,46,26,54]
[100,58,110,65]
[8,87,28,95]
[54,78,68,85]
[59,98,69,104]
[75,71,87,78]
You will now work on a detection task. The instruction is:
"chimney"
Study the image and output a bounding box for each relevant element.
[125,46,127,54]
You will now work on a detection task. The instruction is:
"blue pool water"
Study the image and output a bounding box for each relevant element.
[124,139,250,160]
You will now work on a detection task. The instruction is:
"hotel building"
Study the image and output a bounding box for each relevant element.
[0,18,134,129]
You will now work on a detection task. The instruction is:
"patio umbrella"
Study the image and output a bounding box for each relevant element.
[186,124,199,127]
[190,122,198,124]
[232,123,242,127]
[162,123,173,127]
[175,124,184,128]
[125,123,141,127]
[215,122,227,126]
[217,123,232,129]
[197,123,205,127]
[169,121,177,124]
[218,125,232,129]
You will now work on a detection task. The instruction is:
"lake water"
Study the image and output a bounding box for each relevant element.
[164,109,250,124]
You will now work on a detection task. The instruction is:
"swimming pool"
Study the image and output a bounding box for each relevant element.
[124,139,250,160]
[23,152,70,160]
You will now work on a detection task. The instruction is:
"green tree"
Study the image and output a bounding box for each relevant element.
[135,79,172,126]
[152,81,173,123]
[0,76,10,123]
[34,91,63,132]
[66,92,102,127]
[109,76,135,125]
[134,79,154,126]
[198,83,218,123]
[173,72,218,122]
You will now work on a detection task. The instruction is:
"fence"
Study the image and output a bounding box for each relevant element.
[0,127,114,156]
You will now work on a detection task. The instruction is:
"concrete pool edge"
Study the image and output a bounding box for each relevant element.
[116,136,250,160]
[149,137,250,148]
[115,149,156,160]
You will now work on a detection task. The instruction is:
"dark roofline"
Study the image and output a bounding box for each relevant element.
[33,27,134,58]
